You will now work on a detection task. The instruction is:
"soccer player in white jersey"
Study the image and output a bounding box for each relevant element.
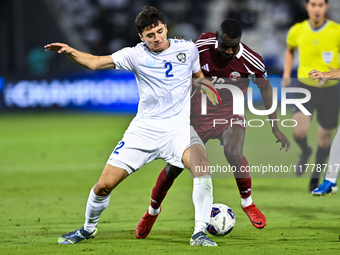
[45,6,218,246]
[309,68,340,195]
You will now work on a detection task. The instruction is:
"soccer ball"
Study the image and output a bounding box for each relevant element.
[207,203,235,236]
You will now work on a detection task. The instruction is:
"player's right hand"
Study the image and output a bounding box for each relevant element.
[281,77,291,87]
[44,42,73,54]
[308,69,326,87]
[273,129,290,152]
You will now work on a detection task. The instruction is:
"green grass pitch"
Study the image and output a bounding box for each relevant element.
[0,111,339,255]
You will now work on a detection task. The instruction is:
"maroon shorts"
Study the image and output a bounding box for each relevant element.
[191,114,246,143]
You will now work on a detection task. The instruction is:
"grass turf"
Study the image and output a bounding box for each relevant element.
[0,112,339,254]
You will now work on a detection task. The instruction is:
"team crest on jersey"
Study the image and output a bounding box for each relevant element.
[145,57,156,67]
[177,53,186,63]
[230,71,241,81]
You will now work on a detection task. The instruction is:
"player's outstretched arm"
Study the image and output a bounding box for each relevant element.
[260,84,290,152]
[44,42,115,70]
[308,69,340,87]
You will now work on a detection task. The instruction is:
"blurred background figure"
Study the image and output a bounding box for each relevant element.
[2,0,340,77]
[281,0,340,192]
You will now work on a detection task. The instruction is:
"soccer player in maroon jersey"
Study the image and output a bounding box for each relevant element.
[135,19,290,239]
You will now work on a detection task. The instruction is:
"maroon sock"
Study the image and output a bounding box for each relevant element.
[233,156,252,199]
[150,168,175,209]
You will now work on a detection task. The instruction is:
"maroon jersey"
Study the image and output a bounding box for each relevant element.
[191,32,270,143]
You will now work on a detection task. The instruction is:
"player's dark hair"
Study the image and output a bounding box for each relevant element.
[305,0,328,3]
[219,19,242,39]
[135,6,166,34]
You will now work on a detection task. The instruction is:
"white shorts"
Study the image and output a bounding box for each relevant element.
[107,124,204,174]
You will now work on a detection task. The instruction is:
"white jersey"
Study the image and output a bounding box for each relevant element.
[111,39,200,131]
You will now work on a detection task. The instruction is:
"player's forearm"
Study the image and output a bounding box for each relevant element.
[324,69,340,80]
[283,48,295,78]
[192,69,205,85]
[261,86,280,131]
[267,111,280,132]
[192,70,210,88]
[65,48,101,70]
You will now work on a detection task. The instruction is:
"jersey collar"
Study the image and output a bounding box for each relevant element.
[143,39,171,53]
[309,20,328,32]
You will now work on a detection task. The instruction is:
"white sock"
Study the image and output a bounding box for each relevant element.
[325,126,340,184]
[241,195,253,208]
[192,176,213,235]
[84,187,111,233]
[148,205,160,215]
[325,177,337,184]
[194,222,207,235]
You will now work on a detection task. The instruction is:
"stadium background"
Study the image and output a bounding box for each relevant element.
[1,0,340,112]
[1,1,340,254]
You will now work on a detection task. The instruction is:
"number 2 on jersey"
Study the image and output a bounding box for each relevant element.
[164,62,174,78]
[113,141,125,154]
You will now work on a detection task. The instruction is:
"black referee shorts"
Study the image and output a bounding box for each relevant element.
[292,82,340,130]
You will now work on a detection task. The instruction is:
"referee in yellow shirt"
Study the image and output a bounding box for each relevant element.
[282,0,340,192]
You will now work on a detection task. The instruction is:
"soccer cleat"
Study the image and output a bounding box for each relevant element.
[242,203,266,229]
[295,147,312,176]
[311,180,338,196]
[309,167,322,192]
[135,207,161,239]
[190,231,218,246]
[309,177,320,192]
[58,227,97,244]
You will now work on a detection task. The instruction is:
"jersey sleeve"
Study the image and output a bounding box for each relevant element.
[286,24,298,49]
[337,23,340,52]
[110,47,138,71]
[241,44,270,88]
[254,70,270,88]
[190,43,201,74]
[252,54,270,88]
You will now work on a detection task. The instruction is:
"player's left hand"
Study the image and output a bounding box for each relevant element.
[308,69,326,87]
[273,129,290,152]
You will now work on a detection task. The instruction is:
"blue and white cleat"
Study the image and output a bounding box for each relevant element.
[58,227,97,244]
[311,180,338,196]
[190,231,218,246]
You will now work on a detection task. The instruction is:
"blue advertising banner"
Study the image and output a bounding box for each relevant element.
[0,70,139,113]
[0,71,283,113]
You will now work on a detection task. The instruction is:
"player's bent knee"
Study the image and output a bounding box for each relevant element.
[293,124,309,138]
[93,183,113,196]
[294,133,307,140]
[192,169,211,177]
[318,139,332,148]
[94,164,129,196]
[294,130,308,140]
[191,159,211,177]
[225,149,242,166]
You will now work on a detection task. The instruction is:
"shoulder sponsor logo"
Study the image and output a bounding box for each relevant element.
[177,53,186,63]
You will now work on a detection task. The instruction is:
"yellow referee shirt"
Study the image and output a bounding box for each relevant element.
[287,19,340,87]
